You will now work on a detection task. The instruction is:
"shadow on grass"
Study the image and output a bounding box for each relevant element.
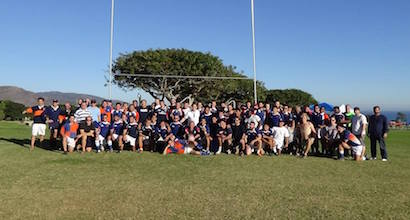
[0,137,60,152]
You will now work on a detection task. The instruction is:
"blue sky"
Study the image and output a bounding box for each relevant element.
[1,0,410,111]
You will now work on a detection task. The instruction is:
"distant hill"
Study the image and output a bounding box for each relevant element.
[0,86,123,106]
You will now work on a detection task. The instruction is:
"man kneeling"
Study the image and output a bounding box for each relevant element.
[337,124,364,161]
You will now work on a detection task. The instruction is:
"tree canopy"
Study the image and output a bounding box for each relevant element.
[112,48,265,104]
[112,48,317,106]
[0,100,25,121]
[265,89,317,107]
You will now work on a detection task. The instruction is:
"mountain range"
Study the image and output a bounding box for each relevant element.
[0,86,122,106]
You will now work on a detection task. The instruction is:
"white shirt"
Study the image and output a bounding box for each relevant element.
[247,114,261,129]
[185,109,200,125]
[352,113,368,136]
[272,126,290,148]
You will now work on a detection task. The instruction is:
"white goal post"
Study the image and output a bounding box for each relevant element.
[107,0,258,103]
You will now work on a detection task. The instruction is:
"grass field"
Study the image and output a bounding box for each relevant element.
[1,121,410,219]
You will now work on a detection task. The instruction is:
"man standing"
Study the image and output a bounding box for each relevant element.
[45,99,63,149]
[23,97,46,151]
[352,107,368,146]
[87,99,101,127]
[368,106,389,161]
[74,101,91,124]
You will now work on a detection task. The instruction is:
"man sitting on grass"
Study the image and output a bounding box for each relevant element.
[337,124,365,161]
[163,135,210,156]
[60,114,79,154]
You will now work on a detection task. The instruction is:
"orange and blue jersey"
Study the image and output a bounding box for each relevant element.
[100,106,112,122]
[26,106,46,124]
[60,122,79,138]
[342,130,361,147]
[166,140,186,154]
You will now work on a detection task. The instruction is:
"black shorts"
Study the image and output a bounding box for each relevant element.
[86,137,95,148]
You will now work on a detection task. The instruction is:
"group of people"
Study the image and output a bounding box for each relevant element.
[23,97,390,161]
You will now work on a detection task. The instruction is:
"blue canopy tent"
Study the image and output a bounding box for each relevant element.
[309,102,334,112]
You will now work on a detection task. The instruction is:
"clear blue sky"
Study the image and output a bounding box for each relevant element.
[1,0,410,111]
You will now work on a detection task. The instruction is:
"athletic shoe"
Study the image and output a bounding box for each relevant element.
[382,159,388,162]
[216,147,222,155]
[227,149,231,155]
[370,157,377,160]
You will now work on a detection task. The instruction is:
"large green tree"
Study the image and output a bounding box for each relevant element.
[112,49,265,104]
[265,89,317,107]
[0,100,25,121]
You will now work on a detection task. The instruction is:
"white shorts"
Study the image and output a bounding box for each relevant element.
[275,143,284,150]
[125,135,136,147]
[95,135,105,145]
[32,123,46,136]
[352,145,363,156]
[184,147,192,154]
[67,137,76,149]
[112,134,119,141]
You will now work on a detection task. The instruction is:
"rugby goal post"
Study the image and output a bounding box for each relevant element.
[108,0,258,104]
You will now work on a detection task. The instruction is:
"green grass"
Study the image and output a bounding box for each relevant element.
[1,121,410,219]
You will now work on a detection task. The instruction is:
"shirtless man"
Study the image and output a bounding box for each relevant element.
[299,113,317,158]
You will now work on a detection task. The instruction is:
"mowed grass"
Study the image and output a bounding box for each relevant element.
[1,121,410,219]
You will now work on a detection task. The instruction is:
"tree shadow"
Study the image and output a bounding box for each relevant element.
[0,138,60,152]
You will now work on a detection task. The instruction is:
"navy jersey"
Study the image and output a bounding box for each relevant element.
[246,128,260,141]
[311,112,323,128]
[200,113,213,125]
[199,124,210,137]
[98,121,111,138]
[156,126,169,139]
[256,109,265,124]
[126,111,137,121]
[112,110,123,119]
[138,107,151,124]
[261,129,273,137]
[170,122,183,137]
[155,106,168,123]
[271,113,283,127]
[111,121,124,135]
[217,127,232,136]
[141,125,153,137]
[45,106,62,128]
[126,122,139,138]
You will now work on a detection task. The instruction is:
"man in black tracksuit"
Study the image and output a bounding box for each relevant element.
[368,106,389,161]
